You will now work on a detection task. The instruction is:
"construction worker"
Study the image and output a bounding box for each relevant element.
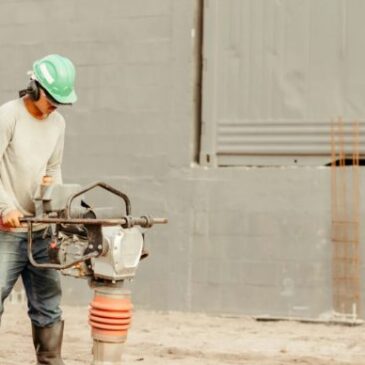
[0,54,77,365]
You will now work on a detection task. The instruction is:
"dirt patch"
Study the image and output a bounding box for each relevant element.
[0,304,364,364]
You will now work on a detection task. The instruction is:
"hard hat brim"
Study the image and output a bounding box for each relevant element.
[53,89,78,105]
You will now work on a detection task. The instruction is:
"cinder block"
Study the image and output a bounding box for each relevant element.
[208,209,248,235]
[108,0,171,18]
[216,260,245,285]
[279,261,331,288]
[125,64,171,87]
[71,65,99,89]
[192,258,222,285]
[246,211,283,237]
[67,0,171,20]
[0,2,48,25]
[126,85,169,111]
[229,236,275,262]
[125,16,170,42]
[192,234,224,262]
[193,210,209,236]
[96,64,127,88]
[126,40,171,63]
[191,282,224,312]
[46,22,104,43]
[0,23,48,45]
[241,261,281,287]
[133,278,169,310]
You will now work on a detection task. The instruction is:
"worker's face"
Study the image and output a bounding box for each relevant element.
[34,89,58,115]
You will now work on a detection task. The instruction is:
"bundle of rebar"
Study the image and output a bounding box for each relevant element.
[331,118,360,318]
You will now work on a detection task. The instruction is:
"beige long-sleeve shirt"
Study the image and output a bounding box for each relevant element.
[0,98,65,224]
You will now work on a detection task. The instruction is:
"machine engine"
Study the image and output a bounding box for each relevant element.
[54,225,144,281]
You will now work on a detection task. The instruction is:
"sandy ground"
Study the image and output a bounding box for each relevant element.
[1,303,365,365]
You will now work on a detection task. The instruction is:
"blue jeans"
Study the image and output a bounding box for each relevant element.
[0,230,62,327]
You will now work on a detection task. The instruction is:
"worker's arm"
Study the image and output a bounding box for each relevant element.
[45,125,65,185]
[0,109,23,227]
[0,110,17,216]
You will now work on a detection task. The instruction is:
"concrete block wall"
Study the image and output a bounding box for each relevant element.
[0,0,363,318]
[187,167,333,316]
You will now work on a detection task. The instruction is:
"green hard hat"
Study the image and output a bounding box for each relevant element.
[33,54,77,104]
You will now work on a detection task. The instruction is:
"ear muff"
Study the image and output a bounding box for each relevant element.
[27,80,40,101]
[18,80,40,101]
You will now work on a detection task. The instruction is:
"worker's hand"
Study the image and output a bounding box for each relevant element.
[2,210,24,228]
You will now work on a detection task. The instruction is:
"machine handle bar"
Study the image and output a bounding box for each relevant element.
[20,216,168,227]
[65,181,132,218]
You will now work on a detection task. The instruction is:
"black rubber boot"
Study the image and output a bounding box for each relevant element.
[32,320,65,365]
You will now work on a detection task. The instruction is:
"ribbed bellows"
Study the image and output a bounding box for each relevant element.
[89,290,132,341]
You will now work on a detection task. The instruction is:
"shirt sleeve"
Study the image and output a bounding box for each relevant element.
[0,108,17,215]
[46,125,65,185]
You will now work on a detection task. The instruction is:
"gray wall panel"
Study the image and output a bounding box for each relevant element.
[202,0,365,165]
